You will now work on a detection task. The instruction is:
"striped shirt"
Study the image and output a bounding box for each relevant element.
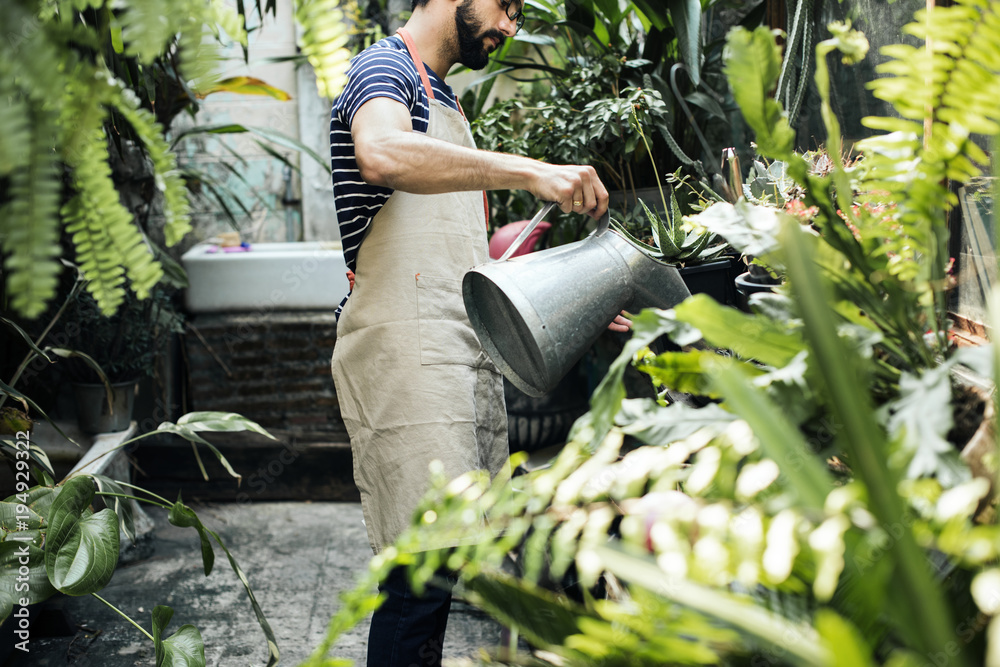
[329,35,461,300]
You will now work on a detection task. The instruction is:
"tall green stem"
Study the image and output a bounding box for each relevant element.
[92,593,154,641]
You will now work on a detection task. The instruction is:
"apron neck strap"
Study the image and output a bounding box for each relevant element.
[395,27,483,224]
[396,28,435,103]
[396,27,467,119]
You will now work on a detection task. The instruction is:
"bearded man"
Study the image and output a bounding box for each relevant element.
[328,0,620,664]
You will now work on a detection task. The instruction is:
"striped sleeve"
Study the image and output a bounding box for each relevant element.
[336,47,420,127]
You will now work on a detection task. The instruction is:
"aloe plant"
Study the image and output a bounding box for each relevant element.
[611,196,729,265]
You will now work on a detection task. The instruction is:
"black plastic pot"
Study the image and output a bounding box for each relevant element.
[72,380,138,434]
[678,256,743,307]
[734,270,780,312]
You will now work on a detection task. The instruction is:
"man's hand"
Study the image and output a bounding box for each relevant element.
[608,311,632,333]
[531,163,609,220]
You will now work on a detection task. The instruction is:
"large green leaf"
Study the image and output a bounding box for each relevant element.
[463,572,586,649]
[667,0,702,86]
[596,543,831,665]
[44,475,119,596]
[723,27,795,160]
[615,399,736,447]
[674,294,806,368]
[152,605,207,667]
[0,540,57,623]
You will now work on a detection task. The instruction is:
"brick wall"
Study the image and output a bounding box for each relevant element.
[184,311,347,438]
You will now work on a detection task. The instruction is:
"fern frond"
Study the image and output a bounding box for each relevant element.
[858,0,1000,312]
[0,108,63,320]
[178,16,223,96]
[62,125,162,313]
[117,0,185,64]
[0,86,31,178]
[295,0,352,100]
[114,102,192,247]
[209,0,249,47]
[1,3,73,108]
[866,0,1000,165]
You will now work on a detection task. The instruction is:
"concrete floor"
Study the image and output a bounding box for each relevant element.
[3,502,507,666]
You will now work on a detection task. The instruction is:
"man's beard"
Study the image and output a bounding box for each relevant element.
[454,0,505,70]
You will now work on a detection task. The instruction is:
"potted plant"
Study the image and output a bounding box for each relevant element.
[51,282,182,434]
[606,113,740,306]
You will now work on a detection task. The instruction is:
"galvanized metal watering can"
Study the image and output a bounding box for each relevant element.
[463,202,691,398]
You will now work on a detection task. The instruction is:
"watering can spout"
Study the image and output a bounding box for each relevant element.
[463,205,690,397]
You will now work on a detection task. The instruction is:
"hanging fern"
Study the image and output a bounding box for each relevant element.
[295,0,352,99]
[0,0,348,319]
[114,100,192,247]
[0,111,63,320]
[115,0,186,65]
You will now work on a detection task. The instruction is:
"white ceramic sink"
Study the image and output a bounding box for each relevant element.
[181,241,350,313]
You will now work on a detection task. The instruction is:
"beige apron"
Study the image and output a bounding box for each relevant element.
[331,30,508,555]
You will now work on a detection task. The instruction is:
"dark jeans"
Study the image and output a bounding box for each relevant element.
[367,566,454,667]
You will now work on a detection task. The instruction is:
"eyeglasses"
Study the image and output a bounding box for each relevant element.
[500,0,525,32]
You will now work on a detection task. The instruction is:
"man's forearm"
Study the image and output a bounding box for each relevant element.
[357,129,542,194]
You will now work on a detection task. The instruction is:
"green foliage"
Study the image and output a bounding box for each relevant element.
[303,4,1000,666]
[611,196,729,265]
[45,475,120,596]
[470,0,732,235]
[152,605,207,667]
[722,26,796,162]
[0,0,350,319]
[0,412,279,665]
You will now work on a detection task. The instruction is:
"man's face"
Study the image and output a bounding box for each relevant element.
[454,0,507,70]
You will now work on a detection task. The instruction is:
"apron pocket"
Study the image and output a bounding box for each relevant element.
[416,274,483,366]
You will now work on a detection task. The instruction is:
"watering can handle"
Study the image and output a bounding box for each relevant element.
[495,203,611,262]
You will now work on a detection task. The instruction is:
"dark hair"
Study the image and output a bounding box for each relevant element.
[411,0,431,8]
